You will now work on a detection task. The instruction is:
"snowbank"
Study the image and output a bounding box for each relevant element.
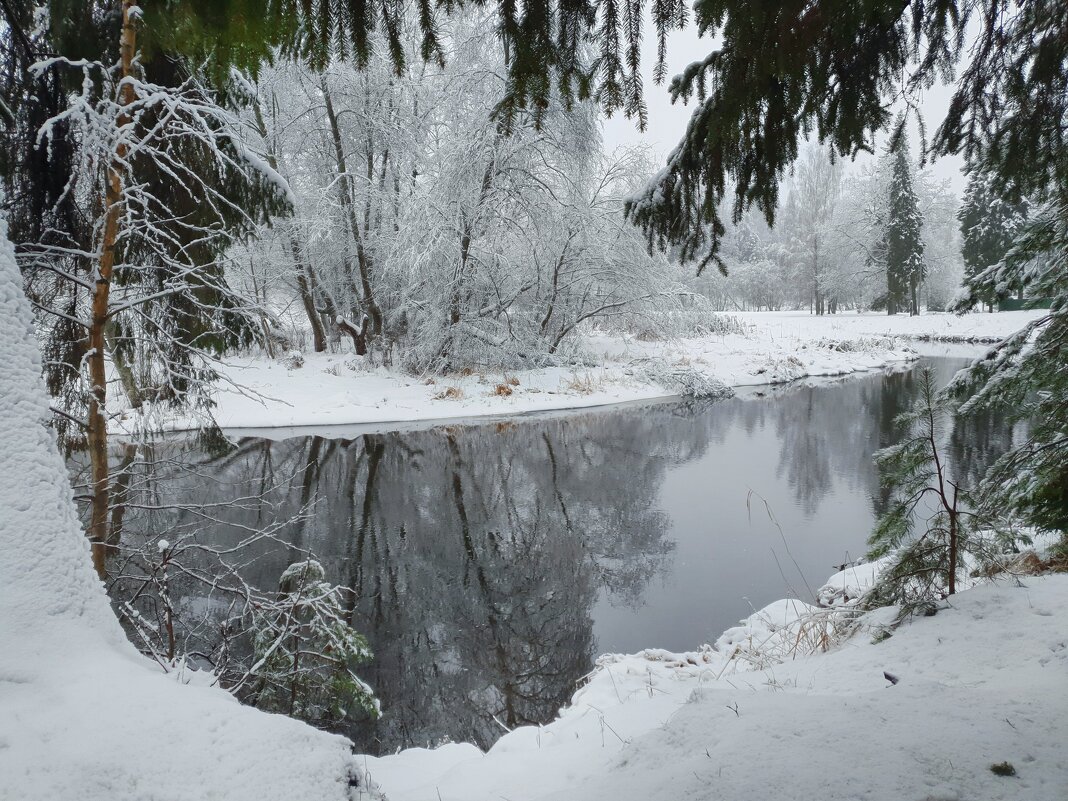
[110,308,1043,434]
[0,218,360,801]
[361,557,1068,800]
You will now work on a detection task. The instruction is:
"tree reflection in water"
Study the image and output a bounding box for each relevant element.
[98,357,1013,754]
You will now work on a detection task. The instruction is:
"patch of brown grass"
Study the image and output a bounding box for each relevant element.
[433,386,464,400]
[974,549,1068,579]
[490,383,513,397]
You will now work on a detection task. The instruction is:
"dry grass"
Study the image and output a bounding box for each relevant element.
[432,386,464,400]
[563,370,602,395]
[490,383,513,397]
[974,549,1068,579]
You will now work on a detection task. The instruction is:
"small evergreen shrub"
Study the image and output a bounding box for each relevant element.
[247,559,379,728]
[866,367,1013,612]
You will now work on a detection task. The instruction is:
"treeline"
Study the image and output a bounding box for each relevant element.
[695,139,960,315]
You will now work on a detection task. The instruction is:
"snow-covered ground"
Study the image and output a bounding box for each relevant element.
[0,219,362,801]
[5,217,1060,801]
[139,309,1044,432]
[730,308,1045,343]
[362,565,1068,801]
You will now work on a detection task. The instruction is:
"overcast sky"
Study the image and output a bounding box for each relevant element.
[600,18,967,197]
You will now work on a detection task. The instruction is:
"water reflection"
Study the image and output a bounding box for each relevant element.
[93,357,1014,753]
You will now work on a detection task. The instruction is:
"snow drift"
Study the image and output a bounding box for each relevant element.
[0,215,358,801]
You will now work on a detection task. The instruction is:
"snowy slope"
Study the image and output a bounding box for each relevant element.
[0,217,360,801]
[364,573,1068,800]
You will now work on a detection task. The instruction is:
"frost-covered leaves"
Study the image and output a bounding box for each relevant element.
[950,195,1068,534]
[247,559,380,728]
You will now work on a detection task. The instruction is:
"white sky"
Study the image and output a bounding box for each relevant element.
[600,18,967,197]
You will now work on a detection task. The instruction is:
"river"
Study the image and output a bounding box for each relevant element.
[91,354,1015,754]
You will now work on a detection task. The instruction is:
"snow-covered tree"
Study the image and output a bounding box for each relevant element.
[957,171,1029,310]
[778,146,844,315]
[882,136,925,316]
[233,10,684,372]
[20,9,286,577]
[243,559,379,729]
[951,196,1068,537]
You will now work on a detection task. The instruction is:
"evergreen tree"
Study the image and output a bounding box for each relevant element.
[951,198,1068,537]
[867,367,1006,609]
[245,559,380,729]
[883,137,925,316]
[957,171,1029,311]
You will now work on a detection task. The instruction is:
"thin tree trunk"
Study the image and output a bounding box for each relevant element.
[322,79,382,335]
[86,0,137,579]
[452,156,497,326]
[288,239,327,353]
[250,96,327,353]
[104,319,143,409]
[947,485,959,595]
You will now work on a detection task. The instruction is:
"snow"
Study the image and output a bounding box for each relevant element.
[362,570,1068,801]
[125,309,1042,434]
[4,193,1061,801]
[729,309,1046,344]
[0,216,360,801]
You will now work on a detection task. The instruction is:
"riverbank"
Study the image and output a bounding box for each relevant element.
[131,309,1043,432]
[0,227,362,801]
[361,558,1068,801]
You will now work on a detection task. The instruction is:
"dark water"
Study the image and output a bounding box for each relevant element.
[105,356,1015,754]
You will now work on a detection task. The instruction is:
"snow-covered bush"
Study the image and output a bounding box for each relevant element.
[637,363,736,400]
[244,559,379,728]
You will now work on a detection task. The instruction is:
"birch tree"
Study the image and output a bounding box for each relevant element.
[22,7,288,577]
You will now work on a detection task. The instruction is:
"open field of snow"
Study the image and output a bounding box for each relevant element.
[730,308,1047,343]
[126,309,1044,434]
[363,568,1068,801]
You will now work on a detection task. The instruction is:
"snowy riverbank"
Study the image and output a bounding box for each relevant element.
[0,221,362,801]
[361,562,1068,801]
[4,222,1064,800]
[138,309,1044,433]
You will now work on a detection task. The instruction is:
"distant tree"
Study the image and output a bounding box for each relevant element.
[882,137,925,316]
[779,146,843,315]
[957,171,1029,311]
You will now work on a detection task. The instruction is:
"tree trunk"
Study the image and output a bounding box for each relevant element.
[452,154,497,326]
[322,79,382,336]
[288,239,326,353]
[86,0,137,579]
